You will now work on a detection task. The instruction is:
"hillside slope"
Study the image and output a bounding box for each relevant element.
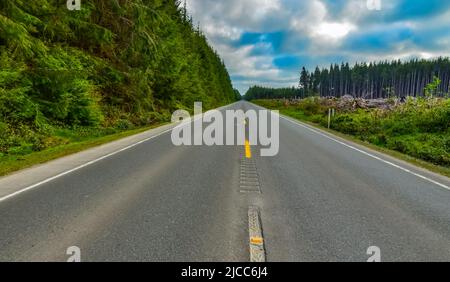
[0,0,238,157]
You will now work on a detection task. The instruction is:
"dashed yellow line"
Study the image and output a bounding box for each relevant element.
[245,140,252,159]
[250,237,264,245]
[248,206,265,262]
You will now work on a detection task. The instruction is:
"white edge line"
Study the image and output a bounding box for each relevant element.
[280,115,450,191]
[0,102,239,203]
[0,128,174,203]
[249,102,450,192]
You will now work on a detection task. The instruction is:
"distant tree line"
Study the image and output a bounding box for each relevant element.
[300,58,450,98]
[244,86,301,100]
[245,58,450,100]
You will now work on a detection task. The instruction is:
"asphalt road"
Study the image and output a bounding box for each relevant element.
[0,101,449,261]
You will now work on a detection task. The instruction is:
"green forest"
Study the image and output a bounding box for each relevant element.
[299,59,450,98]
[244,86,302,101]
[245,58,450,100]
[0,0,238,166]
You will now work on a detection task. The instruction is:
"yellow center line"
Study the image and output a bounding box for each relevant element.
[245,140,252,159]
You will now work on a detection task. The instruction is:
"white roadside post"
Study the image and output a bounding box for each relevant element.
[328,108,336,129]
[328,108,332,129]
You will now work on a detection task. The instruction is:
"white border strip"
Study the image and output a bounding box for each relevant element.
[280,115,450,191]
[0,128,174,203]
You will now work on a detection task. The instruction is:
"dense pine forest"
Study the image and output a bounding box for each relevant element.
[0,1,238,159]
[301,58,450,98]
[244,86,302,101]
[245,58,450,100]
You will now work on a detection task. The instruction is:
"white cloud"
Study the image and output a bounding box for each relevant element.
[185,0,450,94]
[290,0,327,32]
[313,22,355,40]
[217,44,280,79]
[202,24,241,41]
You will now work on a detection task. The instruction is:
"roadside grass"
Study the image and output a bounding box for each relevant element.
[0,123,167,177]
[252,99,450,178]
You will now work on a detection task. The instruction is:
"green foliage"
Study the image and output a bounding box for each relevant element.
[424,76,441,98]
[30,46,103,126]
[297,97,327,116]
[0,1,237,158]
[244,86,303,100]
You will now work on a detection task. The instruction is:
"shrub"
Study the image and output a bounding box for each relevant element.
[298,97,325,116]
[0,50,37,123]
[114,119,134,130]
[385,134,450,166]
[30,47,104,126]
[7,143,34,155]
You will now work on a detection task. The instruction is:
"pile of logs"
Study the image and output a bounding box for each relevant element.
[283,96,402,112]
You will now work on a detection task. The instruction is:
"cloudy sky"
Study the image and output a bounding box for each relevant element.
[185,0,450,94]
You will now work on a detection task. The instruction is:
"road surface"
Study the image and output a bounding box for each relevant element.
[0,101,449,261]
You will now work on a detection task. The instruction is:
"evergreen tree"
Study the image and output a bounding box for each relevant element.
[299,67,310,96]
